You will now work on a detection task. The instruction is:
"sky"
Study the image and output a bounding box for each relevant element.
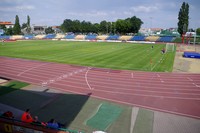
[0,0,200,29]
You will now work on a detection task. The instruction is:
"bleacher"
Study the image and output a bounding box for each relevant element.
[119,36,132,41]
[158,36,174,42]
[55,34,65,39]
[24,35,34,39]
[75,35,85,40]
[130,36,146,41]
[96,35,108,40]
[65,34,75,39]
[145,36,160,42]
[106,35,120,40]
[35,35,46,39]
[85,34,97,40]
[45,34,56,39]
[10,35,24,40]
[0,35,10,39]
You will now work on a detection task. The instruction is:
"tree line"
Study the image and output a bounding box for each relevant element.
[60,16,143,35]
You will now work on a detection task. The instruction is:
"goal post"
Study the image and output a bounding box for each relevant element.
[165,43,175,52]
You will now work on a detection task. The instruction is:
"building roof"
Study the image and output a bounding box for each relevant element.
[0,21,13,25]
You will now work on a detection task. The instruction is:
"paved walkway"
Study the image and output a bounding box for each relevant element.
[153,111,200,133]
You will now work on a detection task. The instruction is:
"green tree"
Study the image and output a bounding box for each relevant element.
[196,28,200,36]
[21,23,27,29]
[27,15,31,34]
[99,20,108,34]
[45,27,54,34]
[13,15,21,35]
[129,16,143,33]
[5,28,13,35]
[178,2,189,35]
[0,25,6,30]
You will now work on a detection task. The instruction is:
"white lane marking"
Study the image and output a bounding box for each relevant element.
[131,73,134,78]
[187,77,193,81]
[17,63,47,76]
[85,67,93,90]
[160,79,164,83]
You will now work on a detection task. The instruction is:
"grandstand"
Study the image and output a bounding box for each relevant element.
[130,36,146,41]
[35,35,46,39]
[145,36,160,42]
[55,34,65,39]
[44,34,56,39]
[75,35,85,40]
[65,34,75,39]
[106,35,120,40]
[24,35,34,39]
[119,36,132,41]
[96,35,108,40]
[85,34,97,40]
[10,35,24,40]
[158,36,175,42]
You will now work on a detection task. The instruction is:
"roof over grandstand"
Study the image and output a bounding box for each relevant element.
[0,0,199,29]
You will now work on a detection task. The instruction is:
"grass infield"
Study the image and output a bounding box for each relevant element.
[0,40,175,72]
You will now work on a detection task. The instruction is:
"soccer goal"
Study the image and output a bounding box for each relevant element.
[165,43,175,52]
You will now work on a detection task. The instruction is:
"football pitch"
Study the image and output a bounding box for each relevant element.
[0,40,175,72]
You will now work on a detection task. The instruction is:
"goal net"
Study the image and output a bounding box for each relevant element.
[165,43,175,52]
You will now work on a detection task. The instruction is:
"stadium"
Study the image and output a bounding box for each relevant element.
[1,1,200,133]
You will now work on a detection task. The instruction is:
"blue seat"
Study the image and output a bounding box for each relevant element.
[130,36,145,41]
[45,34,56,39]
[106,35,120,40]
[65,34,75,39]
[24,35,34,39]
[158,36,174,42]
[85,34,97,40]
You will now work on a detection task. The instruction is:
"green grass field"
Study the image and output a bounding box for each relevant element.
[0,40,176,72]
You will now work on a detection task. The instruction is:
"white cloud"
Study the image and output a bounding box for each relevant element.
[131,5,159,13]
[0,5,35,12]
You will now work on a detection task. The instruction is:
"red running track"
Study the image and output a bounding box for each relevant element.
[0,57,200,119]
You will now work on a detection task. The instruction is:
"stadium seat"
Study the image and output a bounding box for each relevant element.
[119,36,132,41]
[10,35,24,40]
[55,34,65,39]
[75,35,85,40]
[44,34,56,39]
[129,36,146,41]
[96,35,108,40]
[85,34,97,40]
[65,34,75,39]
[24,35,34,39]
[35,35,46,39]
[145,36,160,42]
[106,35,120,40]
[0,36,10,39]
[158,36,174,42]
